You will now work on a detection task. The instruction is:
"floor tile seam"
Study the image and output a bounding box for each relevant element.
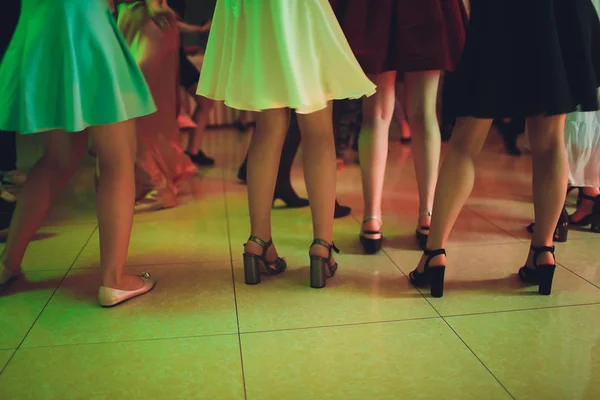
[555,261,600,290]
[440,301,600,319]
[17,331,239,351]
[440,315,516,400]
[70,259,234,271]
[463,204,529,242]
[222,170,249,400]
[11,225,98,357]
[238,315,443,336]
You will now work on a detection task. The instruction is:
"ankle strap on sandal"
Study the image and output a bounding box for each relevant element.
[311,239,339,261]
[423,248,446,269]
[529,245,555,266]
[580,192,598,201]
[245,236,273,257]
[362,216,382,225]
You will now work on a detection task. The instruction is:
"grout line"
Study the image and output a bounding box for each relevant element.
[440,301,600,319]
[441,316,516,399]
[555,261,600,290]
[385,250,516,399]
[0,224,98,376]
[12,331,238,351]
[222,168,248,400]
[238,315,442,336]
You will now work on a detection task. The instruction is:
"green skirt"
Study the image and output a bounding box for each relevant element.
[0,0,156,134]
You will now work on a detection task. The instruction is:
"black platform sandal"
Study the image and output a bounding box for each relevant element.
[525,207,569,242]
[243,236,287,285]
[569,192,599,227]
[359,216,382,254]
[409,249,446,298]
[309,239,339,288]
[415,211,431,250]
[518,245,556,295]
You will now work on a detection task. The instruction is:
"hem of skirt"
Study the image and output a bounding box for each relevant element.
[0,109,156,135]
[199,89,376,114]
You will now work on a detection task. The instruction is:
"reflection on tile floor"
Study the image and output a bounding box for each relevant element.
[1,131,599,399]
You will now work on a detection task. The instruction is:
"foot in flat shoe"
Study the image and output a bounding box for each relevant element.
[273,185,309,208]
[186,150,215,166]
[360,216,382,254]
[334,201,351,219]
[98,272,156,307]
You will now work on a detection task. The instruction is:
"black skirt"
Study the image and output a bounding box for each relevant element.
[452,0,600,118]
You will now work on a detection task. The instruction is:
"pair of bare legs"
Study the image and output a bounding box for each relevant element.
[243,106,337,265]
[360,70,442,238]
[0,120,145,292]
[180,83,214,158]
[416,115,567,273]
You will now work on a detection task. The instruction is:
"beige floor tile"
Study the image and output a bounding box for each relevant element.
[388,242,600,316]
[0,224,96,272]
[554,237,600,287]
[241,318,510,400]
[447,305,600,400]
[0,335,244,400]
[73,218,231,269]
[0,350,14,372]
[0,270,67,349]
[22,263,237,347]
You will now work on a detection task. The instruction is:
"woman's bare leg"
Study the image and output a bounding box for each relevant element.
[404,70,442,230]
[90,120,144,290]
[1,130,87,279]
[243,109,289,259]
[359,71,396,233]
[525,115,568,267]
[415,117,493,270]
[297,105,337,260]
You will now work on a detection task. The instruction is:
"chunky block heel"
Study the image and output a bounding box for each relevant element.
[243,254,261,285]
[309,239,339,289]
[242,236,286,285]
[537,265,556,296]
[518,245,557,296]
[429,266,446,298]
[359,216,382,255]
[554,208,569,242]
[409,248,447,298]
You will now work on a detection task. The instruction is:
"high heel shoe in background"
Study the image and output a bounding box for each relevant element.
[309,239,339,288]
[409,248,447,298]
[526,207,569,242]
[518,245,556,295]
[359,216,382,254]
[569,192,599,230]
[243,236,287,285]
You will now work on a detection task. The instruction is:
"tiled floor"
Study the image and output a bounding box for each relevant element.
[1,129,600,399]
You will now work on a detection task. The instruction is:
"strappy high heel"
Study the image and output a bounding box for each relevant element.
[359,216,382,254]
[243,236,287,285]
[518,245,556,295]
[309,239,339,288]
[415,211,431,250]
[569,192,599,228]
[409,248,446,298]
[525,207,569,242]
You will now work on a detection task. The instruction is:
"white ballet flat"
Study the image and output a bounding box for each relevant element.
[98,273,156,307]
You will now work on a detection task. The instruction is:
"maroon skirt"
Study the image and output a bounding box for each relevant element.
[337,0,468,77]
